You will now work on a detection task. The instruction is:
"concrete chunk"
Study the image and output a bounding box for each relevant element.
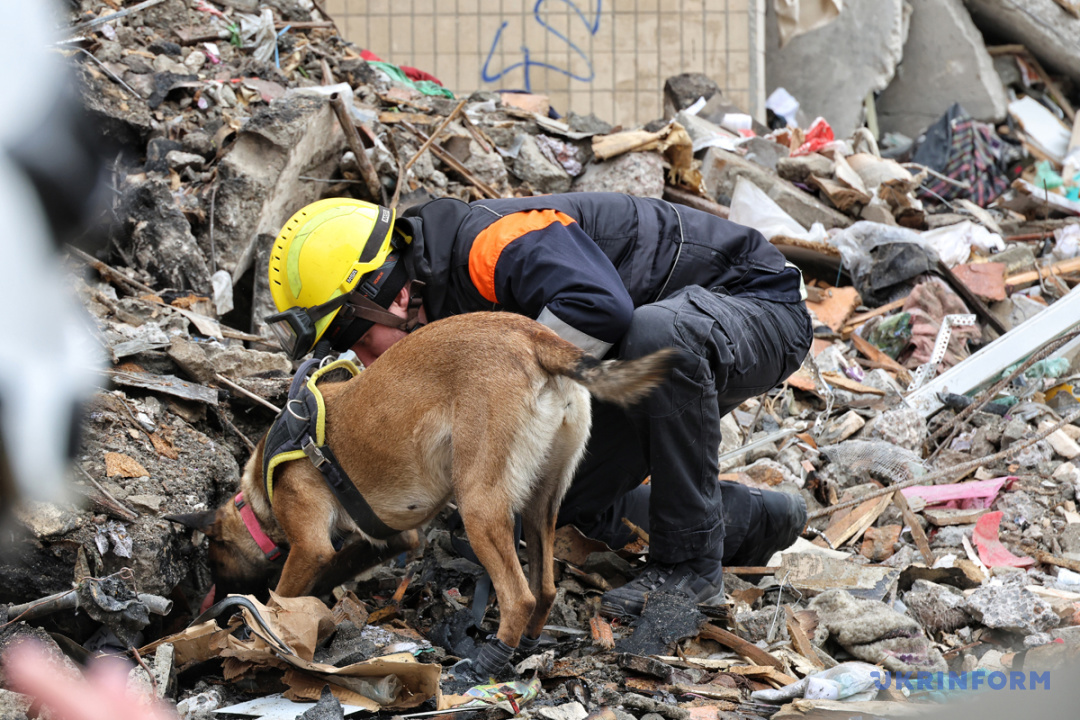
[701,147,851,230]
[571,151,664,198]
[964,583,1060,635]
[877,0,1008,138]
[964,0,1080,83]
[214,95,348,280]
[766,0,908,138]
[512,134,572,194]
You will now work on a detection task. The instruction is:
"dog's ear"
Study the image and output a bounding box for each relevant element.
[165,510,220,538]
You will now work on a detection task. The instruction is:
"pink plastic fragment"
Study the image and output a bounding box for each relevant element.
[900,476,1016,510]
[972,511,1034,568]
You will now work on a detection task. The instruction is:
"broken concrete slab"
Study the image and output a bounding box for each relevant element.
[512,134,572,195]
[117,179,213,295]
[964,0,1080,83]
[214,94,348,281]
[701,147,851,229]
[877,0,1008,139]
[204,345,291,379]
[765,0,908,138]
[571,151,665,198]
[964,582,1060,635]
[780,553,900,602]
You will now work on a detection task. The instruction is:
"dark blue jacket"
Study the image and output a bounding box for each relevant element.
[397,193,804,356]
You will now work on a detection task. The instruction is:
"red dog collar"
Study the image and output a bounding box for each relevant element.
[234,492,282,562]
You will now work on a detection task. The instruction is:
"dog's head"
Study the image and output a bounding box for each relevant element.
[166,503,278,602]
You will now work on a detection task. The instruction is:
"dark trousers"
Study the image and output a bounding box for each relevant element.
[556,286,813,565]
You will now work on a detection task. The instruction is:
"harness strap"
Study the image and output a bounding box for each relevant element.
[234,493,282,562]
[262,358,400,541]
[301,439,399,540]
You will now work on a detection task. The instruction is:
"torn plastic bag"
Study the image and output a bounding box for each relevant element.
[728,177,827,243]
[751,662,881,703]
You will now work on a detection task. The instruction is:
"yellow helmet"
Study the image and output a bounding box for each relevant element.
[266,198,402,359]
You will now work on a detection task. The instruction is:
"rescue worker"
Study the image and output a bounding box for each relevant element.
[265,193,812,617]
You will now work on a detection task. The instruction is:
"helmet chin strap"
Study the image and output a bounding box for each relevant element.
[341,280,426,333]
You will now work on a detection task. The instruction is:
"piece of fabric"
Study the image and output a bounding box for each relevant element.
[900,277,982,370]
[557,288,812,564]
[468,209,575,302]
[809,589,948,674]
[913,103,1011,207]
[359,50,453,97]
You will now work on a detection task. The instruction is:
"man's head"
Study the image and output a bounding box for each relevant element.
[265,198,412,360]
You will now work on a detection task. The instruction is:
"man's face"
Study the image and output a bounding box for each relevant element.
[352,323,409,367]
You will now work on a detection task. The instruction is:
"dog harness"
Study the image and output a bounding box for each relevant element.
[261,357,399,540]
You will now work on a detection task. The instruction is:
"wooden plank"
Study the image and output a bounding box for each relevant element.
[773,699,924,719]
[893,490,935,566]
[663,185,730,219]
[819,372,886,396]
[378,111,439,125]
[841,298,905,335]
[813,493,892,549]
[924,507,989,526]
[1028,547,1080,574]
[697,624,786,671]
[1005,256,1080,290]
[935,260,1008,336]
[850,333,911,385]
[723,566,776,575]
[783,605,823,669]
[726,664,798,686]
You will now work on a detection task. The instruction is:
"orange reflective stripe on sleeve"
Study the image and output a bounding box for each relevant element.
[468,209,576,303]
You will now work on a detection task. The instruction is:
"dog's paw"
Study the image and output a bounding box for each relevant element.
[511,634,541,662]
[470,639,515,680]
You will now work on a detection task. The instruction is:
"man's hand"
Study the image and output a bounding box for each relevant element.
[3,640,177,720]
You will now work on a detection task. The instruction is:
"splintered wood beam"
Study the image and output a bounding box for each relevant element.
[698,623,786,671]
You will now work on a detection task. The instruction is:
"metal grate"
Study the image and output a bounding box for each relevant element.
[327,0,763,129]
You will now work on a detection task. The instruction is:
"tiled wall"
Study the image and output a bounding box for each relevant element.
[324,0,764,129]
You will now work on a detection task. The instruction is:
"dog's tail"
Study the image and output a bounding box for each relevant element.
[534,332,678,407]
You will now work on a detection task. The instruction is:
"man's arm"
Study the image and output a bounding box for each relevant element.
[468,209,634,357]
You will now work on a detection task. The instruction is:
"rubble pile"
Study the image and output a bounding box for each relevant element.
[4,0,1080,718]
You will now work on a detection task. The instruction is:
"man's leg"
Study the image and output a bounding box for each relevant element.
[599,287,811,616]
[557,398,651,550]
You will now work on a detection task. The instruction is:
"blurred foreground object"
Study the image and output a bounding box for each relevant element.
[3,641,177,720]
[0,2,106,516]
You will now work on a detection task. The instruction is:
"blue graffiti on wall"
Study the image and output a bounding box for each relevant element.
[482,0,603,91]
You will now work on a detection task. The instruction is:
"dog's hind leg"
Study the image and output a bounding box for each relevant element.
[520,503,558,641]
[521,387,591,641]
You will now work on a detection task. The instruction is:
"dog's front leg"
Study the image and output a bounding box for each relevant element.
[273,491,338,597]
[275,537,334,597]
[456,488,535,679]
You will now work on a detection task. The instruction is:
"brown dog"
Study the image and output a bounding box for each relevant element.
[170,312,673,673]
